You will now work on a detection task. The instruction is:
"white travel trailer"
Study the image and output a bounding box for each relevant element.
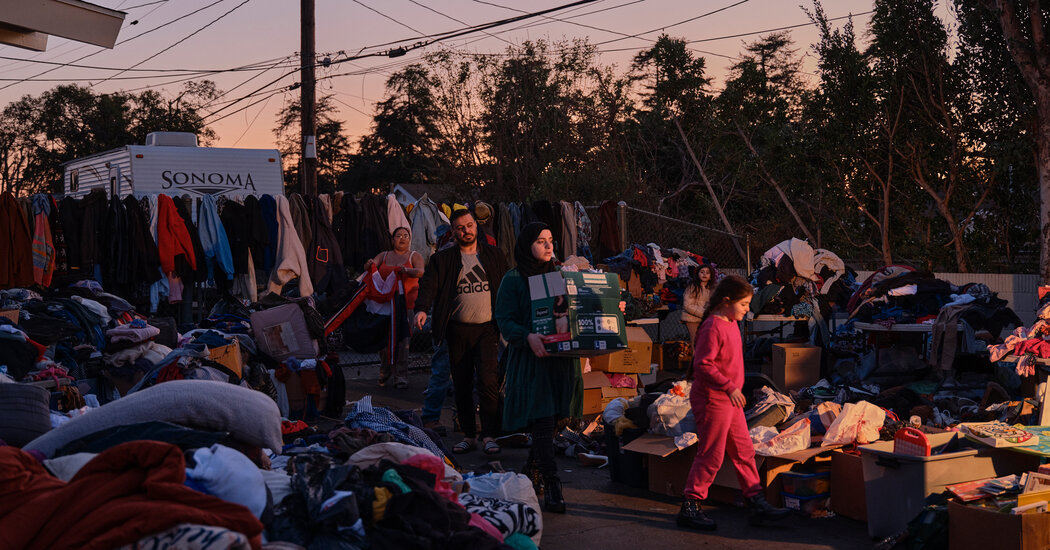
[62,132,285,200]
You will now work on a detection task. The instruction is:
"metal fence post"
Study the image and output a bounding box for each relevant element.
[617,201,628,249]
[746,234,752,276]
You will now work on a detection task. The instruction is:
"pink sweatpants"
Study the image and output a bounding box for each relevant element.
[683,389,762,500]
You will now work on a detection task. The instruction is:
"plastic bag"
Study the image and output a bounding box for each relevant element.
[821,400,885,446]
[648,393,695,436]
[467,472,542,546]
[602,397,630,425]
[751,418,811,456]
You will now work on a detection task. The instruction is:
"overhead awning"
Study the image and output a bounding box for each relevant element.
[0,0,125,52]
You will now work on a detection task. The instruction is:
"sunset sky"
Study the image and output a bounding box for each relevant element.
[0,0,952,151]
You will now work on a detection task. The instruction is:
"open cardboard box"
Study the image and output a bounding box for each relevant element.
[581,370,638,415]
[949,500,1050,550]
[623,432,834,505]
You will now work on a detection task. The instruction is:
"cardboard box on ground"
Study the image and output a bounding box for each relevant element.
[949,500,1050,550]
[622,432,834,506]
[529,271,628,356]
[830,450,867,522]
[764,343,821,392]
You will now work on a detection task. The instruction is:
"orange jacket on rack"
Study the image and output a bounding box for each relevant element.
[0,192,33,289]
[157,194,197,274]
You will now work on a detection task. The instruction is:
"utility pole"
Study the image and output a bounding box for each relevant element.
[300,0,317,195]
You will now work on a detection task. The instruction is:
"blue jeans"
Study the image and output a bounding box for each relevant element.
[421,340,450,423]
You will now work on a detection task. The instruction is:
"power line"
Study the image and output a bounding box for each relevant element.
[351,0,426,36]
[91,0,253,87]
[686,10,874,44]
[470,0,638,41]
[593,0,752,46]
[123,0,169,10]
[407,0,514,46]
[0,0,227,91]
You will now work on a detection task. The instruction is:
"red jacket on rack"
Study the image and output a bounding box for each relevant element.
[0,192,33,289]
[157,194,197,274]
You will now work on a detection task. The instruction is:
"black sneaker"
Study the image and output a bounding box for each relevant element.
[543,475,567,514]
[747,493,790,524]
[676,499,716,530]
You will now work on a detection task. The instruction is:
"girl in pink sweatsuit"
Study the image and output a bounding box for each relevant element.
[676,275,788,530]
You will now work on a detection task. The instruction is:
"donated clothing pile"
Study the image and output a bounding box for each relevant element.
[0,279,543,549]
[750,238,851,320]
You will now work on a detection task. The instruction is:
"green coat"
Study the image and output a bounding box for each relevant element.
[496,268,583,431]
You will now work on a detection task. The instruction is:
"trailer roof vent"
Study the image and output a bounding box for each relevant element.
[144,132,198,147]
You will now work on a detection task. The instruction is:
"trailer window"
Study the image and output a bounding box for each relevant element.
[69,169,79,192]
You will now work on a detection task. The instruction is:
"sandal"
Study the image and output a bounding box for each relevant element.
[452,440,477,454]
[483,440,502,455]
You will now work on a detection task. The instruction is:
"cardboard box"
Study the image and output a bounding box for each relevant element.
[528,271,628,356]
[581,370,638,415]
[623,432,833,504]
[591,327,653,373]
[949,500,1050,550]
[207,340,243,378]
[0,308,19,323]
[765,343,821,392]
[831,450,867,521]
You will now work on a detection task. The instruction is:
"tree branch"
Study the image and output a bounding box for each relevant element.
[734,122,817,243]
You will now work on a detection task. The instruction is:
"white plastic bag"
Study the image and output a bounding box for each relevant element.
[648,393,695,436]
[751,418,811,456]
[821,400,885,446]
[468,472,542,545]
[602,397,630,425]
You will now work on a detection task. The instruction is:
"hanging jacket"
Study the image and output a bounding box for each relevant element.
[333,194,360,271]
[268,195,314,297]
[574,201,593,263]
[198,195,235,282]
[242,195,270,270]
[221,199,250,275]
[306,194,345,296]
[78,189,107,272]
[101,194,131,288]
[497,203,516,267]
[288,193,313,255]
[387,193,411,235]
[0,192,33,289]
[123,196,162,287]
[358,194,390,264]
[157,194,197,274]
[595,200,622,261]
[259,194,278,271]
[31,195,55,287]
[172,197,207,283]
[409,194,444,265]
[558,200,576,261]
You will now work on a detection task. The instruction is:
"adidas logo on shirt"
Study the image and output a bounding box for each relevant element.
[457,264,489,294]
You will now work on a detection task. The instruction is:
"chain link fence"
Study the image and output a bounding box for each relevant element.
[332,202,750,370]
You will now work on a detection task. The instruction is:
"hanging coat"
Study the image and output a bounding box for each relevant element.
[497,203,516,267]
[172,197,207,283]
[101,193,131,288]
[156,194,196,275]
[409,194,444,265]
[30,195,55,287]
[387,193,411,235]
[78,189,107,272]
[574,201,593,263]
[242,195,270,271]
[259,194,278,272]
[198,195,235,283]
[306,194,345,296]
[595,200,622,262]
[333,194,361,272]
[0,192,33,289]
[558,200,577,262]
[123,196,162,287]
[221,200,250,275]
[57,197,81,280]
[268,195,314,297]
[358,194,390,266]
[288,193,313,255]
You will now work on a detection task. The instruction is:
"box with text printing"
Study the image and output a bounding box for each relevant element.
[529,271,627,356]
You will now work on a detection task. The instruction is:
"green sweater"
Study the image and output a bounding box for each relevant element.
[496,268,583,431]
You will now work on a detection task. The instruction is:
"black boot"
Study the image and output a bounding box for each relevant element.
[676,499,716,530]
[543,475,566,514]
[747,492,790,524]
[522,455,544,497]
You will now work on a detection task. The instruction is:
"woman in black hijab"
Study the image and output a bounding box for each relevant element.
[495,222,579,514]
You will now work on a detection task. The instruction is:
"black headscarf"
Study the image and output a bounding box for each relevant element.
[515,222,555,277]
